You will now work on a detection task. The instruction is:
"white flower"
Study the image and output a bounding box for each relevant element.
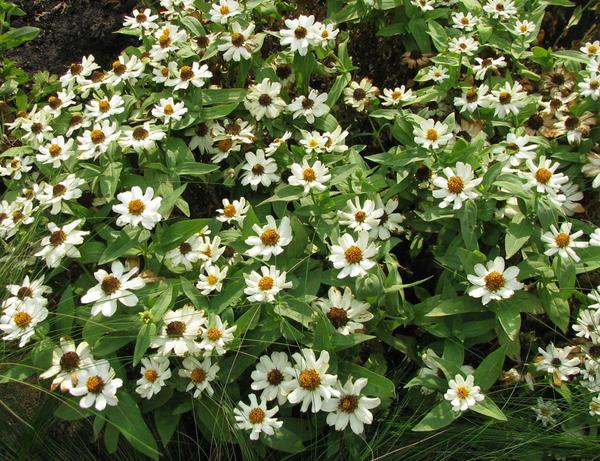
[37,174,85,215]
[288,160,331,193]
[589,288,600,310]
[39,338,93,392]
[244,266,292,303]
[165,234,203,271]
[212,118,255,144]
[522,156,569,201]
[370,196,404,240]
[581,41,600,56]
[314,22,339,46]
[85,95,125,121]
[283,349,339,412]
[452,12,479,31]
[216,197,249,225]
[151,97,188,123]
[210,0,241,24]
[432,162,482,210]
[467,256,523,305]
[179,356,219,398]
[454,85,489,113]
[318,286,373,335]
[1,275,50,317]
[60,55,100,88]
[280,15,318,55]
[196,265,228,295]
[328,232,379,279]
[251,352,292,405]
[483,0,517,19]
[218,22,255,62]
[537,343,580,381]
[123,8,159,31]
[473,56,506,80]
[36,136,74,168]
[299,130,326,153]
[107,54,145,85]
[572,308,600,342]
[532,397,560,427]
[513,19,536,36]
[151,305,206,356]
[35,219,89,268]
[444,374,485,412]
[338,197,384,233]
[288,89,329,123]
[244,79,286,120]
[487,82,528,118]
[245,215,292,261]
[426,66,449,82]
[234,394,283,440]
[113,186,162,230]
[199,316,237,355]
[448,36,479,55]
[69,359,123,411]
[495,133,538,167]
[412,0,435,11]
[198,235,225,267]
[186,122,214,154]
[561,181,584,216]
[77,120,121,160]
[240,149,279,190]
[323,377,381,434]
[414,119,453,149]
[119,123,166,153]
[590,228,600,247]
[81,260,145,317]
[0,303,48,347]
[322,126,349,153]
[166,62,212,91]
[136,356,171,399]
[0,155,33,179]
[578,74,600,100]
[343,78,379,112]
[380,86,415,106]
[541,222,588,263]
[590,396,600,416]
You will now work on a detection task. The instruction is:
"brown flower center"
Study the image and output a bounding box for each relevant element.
[447,176,464,194]
[17,286,33,300]
[112,61,126,76]
[301,97,314,110]
[128,199,145,215]
[31,122,43,134]
[90,129,106,144]
[302,168,316,182]
[48,96,62,109]
[52,184,67,197]
[353,88,367,101]
[535,168,552,184]
[484,271,505,291]
[344,245,363,264]
[180,65,194,81]
[231,32,245,47]
[258,276,274,291]
[248,407,265,424]
[225,122,241,135]
[327,307,349,328]
[298,368,321,390]
[101,276,121,294]
[565,116,579,130]
[555,232,571,248]
[49,230,67,246]
[338,395,359,412]
[98,100,111,113]
[466,88,478,103]
[86,375,104,393]
[191,367,206,383]
[425,128,439,141]
[252,164,265,175]
[267,368,283,385]
[294,26,307,39]
[133,127,149,141]
[498,91,512,104]
[60,351,80,371]
[258,94,272,106]
[49,144,62,157]
[144,369,158,382]
[354,211,367,223]
[217,138,233,153]
[166,320,186,337]
[260,228,280,246]
[136,13,147,23]
[179,242,192,254]
[70,63,83,75]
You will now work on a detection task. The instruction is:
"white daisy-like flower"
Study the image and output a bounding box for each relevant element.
[186,122,214,154]
[1,275,50,317]
[0,155,33,179]
[218,22,255,62]
[573,309,600,342]
[123,8,159,31]
[379,86,415,106]
[467,256,523,305]
[454,85,489,113]
[251,352,293,405]
[314,22,339,46]
[77,120,121,160]
[37,174,85,215]
[414,119,453,149]
[245,215,292,261]
[483,0,517,19]
[560,181,584,216]
[197,235,225,267]
[179,356,219,398]
[432,162,482,210]
[209,0,241,24]
[444,374,485,412]
[322,126,349,153]
[35,219,89,268]
[39,338,93,392]
[318,286,373,335]
[36,136,74,168]
[370,196,405,240]
[119,123,166,153]
[412,0,435,11]
[578,74,600,100]
[166,62,212,91]
[541,222,588,263]
[69,359,123,411]
[165,234,203,271]
[532,397,560,427]
[288,160,331,193]
[60,55,100,88]
[589,288,600,310]
[513,19,536,36]
[240,149,279,190]
[216,197,249,225]
[495,133,538,167]
[135,356,171,400]
[343,78,379,112]
[487,82,528,118]
[299,130,326,153]
[288,89,330,123]
[590,228,600,247]
[328,232,379,279]
[338,197,384,233]
[473,56,506,80]
[151,97,188,123]
[210,135,242,163]
[590,397,600,416]
[581,41,600,56]
[196,265,228,295]
[85,95,125,121]
[322,377,381,434]
[45,91,76,116]
[244,79,286,120]
[537,343,580,382]
[113,186,162,230]
[81,260,145,317]
[199,316,237,355]
[0,303,48,347]
[234,394,283,440]
[448,36,479,55]
[283,349,339,412]
[522,156,569,200]
[426,66,449,82]
[280,15,318,56]
[151,305,206,356]
[107,54,145,85]
[452,12,479,31]
[244,266,292,303]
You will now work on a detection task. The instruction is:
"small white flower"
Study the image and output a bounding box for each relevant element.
[0,303,48,347]
[452,12,479,31]
[578,74,600,100]
[37,174,85,215]
[136,356,171,400]
[166,62,212,91]
[179,356,219,398]
[338,197,384,233]
[380,86,415,106]
[288,159,331,193]
[432,162,482,210]
[244,266,292,303]
[234,394,283,440]
[581,41,600,56]
[541,222,588,263]
[426,66,449,82]
[39,338,93,392]
[572,308,600,342]
[322,377,381,434]
[199,316,237,355]
[414,119,453,150]
[560,181,584,216]
[85,95,125,121]
[119,123,166,153]
[299,130,326,153]
[590,228,600,247]
[283,349,339,412]
[532,397,560,427]
[77,120,121,160]
[251,352,292,405]
[196,265,228,295]
[69,359,123,411]
[322,126,349,153]
[590,396,600,416]
[288,89,329,124]
[1,275,50,317]
[123,8,159,31]
[343,78,379,112]
[473,56,506,80]
[151,305,206,356]
[186,122,214,154]
[537,343,580,381]
[483,0,517,19]
[0,155,33,179]
[522,156,569,201]
[60,55,100,88]
[151,97,188,123]
[280,15,319,56]
[318,286,373,335]
[589,288,600,310]
[240,149,279,190]
[495,133,538,167]
[454,85,489,113]
[197,235,225,267]
[218,22,255,62]
[513,19,536,36]
[216,197,249,225]
[448,36,479,55]
[113,186,162,230]
[165,234,203,271]
[245,215,292,261]
[107,54,145,85]
[328,232,379,279]
[244,79,286,120]
[467,256,523,305]
[81,260,145,317]
[314,22,339,46]
[210,0,241,24]
[370,196,405,240]
[487,82,528,118]
[412,0,435,11]
[444,374,485,412]
[36,136,74,168]
[35,219,89,268]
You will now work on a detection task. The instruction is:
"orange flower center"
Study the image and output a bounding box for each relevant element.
[338,395,359,412]
[344,245,363,264]
[260,228,280,246]
[91,129,106,144]
[484,271,505,291]
[447,176,465,194]
[191,367,206,383]
[248,407,265,424]
[86,375,105,393]
[101,276,121,294]
[258,276,274,291]
[425,128,439,141]
[456,386,469,399]
[555,232,571,248]
[144,369,158,382]
[49,144,62,157]
[207,327,222,342]
[98,100,111,113]
[303,168,316,182]
[535,168,552,184]
[13,311,32,328]
[207,274,219,285]
[298,368,321,390]
[128,199,145,215]
[354,211,366,223]
[223,204,236,217]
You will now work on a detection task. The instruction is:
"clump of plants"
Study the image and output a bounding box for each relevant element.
[1,0,600,458]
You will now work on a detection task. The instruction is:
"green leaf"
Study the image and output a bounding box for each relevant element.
[495,301,521,340]
[55,285,75,336]
[158,184,187,218]
[540,284,570,332]
[177,162,219,176]
[99,231,140,264]
[154,406,180,447]
[104,421,120,454]
[154,218,212,251]
[261,426,305,454]
[459,201,478,250]
[409,18,431,53]
[339,363,395,400]
[0,26,40,50]
[471,398,507,421]
[54,400,90,421]
[413,401,460,431]
[133,323,156,366]
[474,346,506,391]
[505,217,533,258]
[427,20,448,52]
[425,297,484,317]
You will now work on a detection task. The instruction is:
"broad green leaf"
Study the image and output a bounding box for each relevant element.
[133,323,156,365]
[471,398,507,421]
[412,401,460,431]
[505,218,533,258]
[474,346,506,391]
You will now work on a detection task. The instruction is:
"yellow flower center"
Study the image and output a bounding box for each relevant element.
[86,375,105,393]
[144,369,158,382]
[426,128,439,141]
[535,168,552,184]
[90,129,106,144]
[163,104,174,115]
[49,144,62,157]
[220,5,230,14]
[13,311,32,328]
[354,211,366,223]
[207,274,219,285]
[303,168,316,182]
[98,100,111,113]
[338,395,359,413]
[298,368,321,390]
[258,276,274,291]
[207,327,222,342]
[260,228,280,246]
[555,232,571,248]
[248,407,265,424]
[180,65,194,81]
[344,245,363,264]
[223,204,236,217]
[447,176,465,194]
[128,199,146,215]
[484,271,505,291]
[456,386,470,399]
